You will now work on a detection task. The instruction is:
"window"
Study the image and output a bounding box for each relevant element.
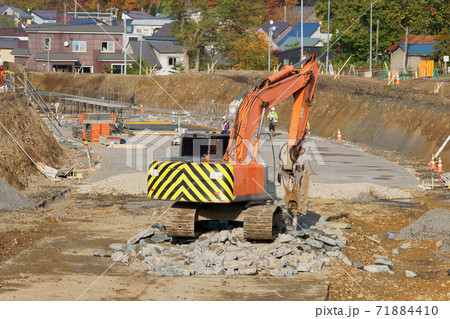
[75,66,93,73]
[101,41,115,52]
[44,38,51,50]
[72,41,86,52]
[143,29,149,35]
[168,57,177,66]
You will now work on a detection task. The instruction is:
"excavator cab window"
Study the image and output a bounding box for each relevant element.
[179,133,230,162]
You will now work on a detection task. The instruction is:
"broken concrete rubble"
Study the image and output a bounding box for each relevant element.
[107,217,351,277]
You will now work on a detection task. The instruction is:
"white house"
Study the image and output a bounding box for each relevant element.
[32,11,58,24]
[131,18,174,37]
[148,40,184,73]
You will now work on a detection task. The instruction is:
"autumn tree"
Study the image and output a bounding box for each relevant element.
[228,29,278,70]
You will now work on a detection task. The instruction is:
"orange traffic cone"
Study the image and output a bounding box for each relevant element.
[388,71,392,81]
[430,154,436,169]
[337,129,342,142]
[414,71,418,79]
[395,73,400,85]
[436,157,444,173]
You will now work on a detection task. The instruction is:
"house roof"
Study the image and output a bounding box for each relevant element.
[152,23,174,37]
[68,18,98,26]
[128,39,162,68]
[35,52,79,62]
[0,6,32,19]
[131,18,173,26]
[0,28,27,37]
[11,47,29,57]
[262,22,290,39]
[277,22,321,46]
[148,40,183,53]
[32,11,59,20]
[0,37,19,49]
[278,37,323,51]
[390,43,437,56]
[97,53,138,62]
[386,35,436,52]
[25,24,123,34]
[125,11,154,19]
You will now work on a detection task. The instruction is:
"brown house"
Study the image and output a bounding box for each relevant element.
[13,24,136,73]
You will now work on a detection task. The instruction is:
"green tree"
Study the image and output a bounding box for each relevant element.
[126,55,150,75]
[430,27,450,61]
[315,0,450,65]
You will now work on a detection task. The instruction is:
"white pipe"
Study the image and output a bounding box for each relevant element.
[435,134,450,158]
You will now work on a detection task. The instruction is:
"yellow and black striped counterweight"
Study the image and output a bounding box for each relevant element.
[147,160,234,203]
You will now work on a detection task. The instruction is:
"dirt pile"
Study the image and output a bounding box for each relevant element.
[0,178,36,212]
[0,93,65,189]
[27,70,450,165]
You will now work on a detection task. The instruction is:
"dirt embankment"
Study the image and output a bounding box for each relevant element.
[0,93,65,189]
[28,71,450,165]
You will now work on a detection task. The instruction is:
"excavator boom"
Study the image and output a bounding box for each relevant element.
[224,55,318,166]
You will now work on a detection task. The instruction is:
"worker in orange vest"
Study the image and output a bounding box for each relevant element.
[0,65,5,85]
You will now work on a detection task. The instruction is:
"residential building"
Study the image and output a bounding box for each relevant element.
[0,37,27,63]
[277,46,326,67]
[131,18,173,37]
[32,11,58,24]
[260,22,292,45]
[127,39,162,69]
[277,22,330,47]
[146,40,184,73]
[0,28,28,63]
[278,37,323,51]
[66,12,115,25]
[122,11,154,20]
[0,6,32,28]
[13,24,134,73]
[386,35,437,72]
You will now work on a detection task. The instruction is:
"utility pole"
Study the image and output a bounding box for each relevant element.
[64,3,66,25]
[284,5,286,22]
[326,0,330,74]
[139,37,143,75]
[369,1,373,76]
[301,0,304,58]
[74,0,77,18]
[268,20,273,72]
[375,19,379,66]
[123,16,127,75]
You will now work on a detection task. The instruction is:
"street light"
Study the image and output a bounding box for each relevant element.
[268,20,276,72]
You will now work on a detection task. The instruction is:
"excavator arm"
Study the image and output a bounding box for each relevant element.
[224,55,318,165]
[224,55,319,226]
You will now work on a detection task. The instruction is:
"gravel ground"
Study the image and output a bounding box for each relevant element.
[396,209,450,241]
[0,178,36,212]
[76,173,147,196]
[309,182,412,201]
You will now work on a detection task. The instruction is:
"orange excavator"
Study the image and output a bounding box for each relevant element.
[147,55,319,240]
